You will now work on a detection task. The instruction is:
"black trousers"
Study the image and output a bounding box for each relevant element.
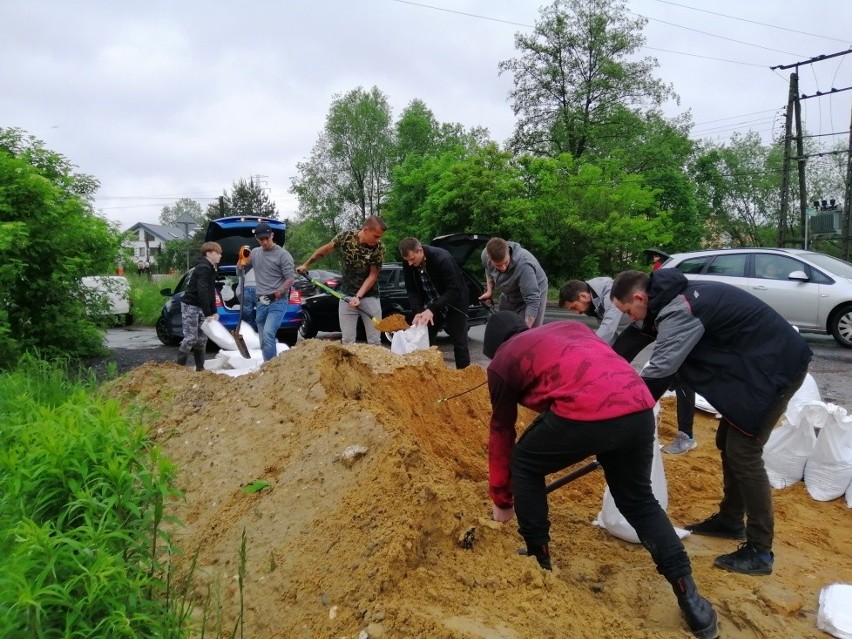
[510,409,692,580]
[428,306,470,369]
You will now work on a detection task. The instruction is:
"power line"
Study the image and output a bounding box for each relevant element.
[650,0,850,44]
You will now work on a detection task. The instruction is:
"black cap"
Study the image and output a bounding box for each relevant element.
[254,222,272,238]
[483,311,527,359]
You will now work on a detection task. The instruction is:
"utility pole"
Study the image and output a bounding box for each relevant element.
[793,80,808,245]
[778,74,796,247]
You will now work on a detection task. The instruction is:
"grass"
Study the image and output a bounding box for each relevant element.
[0,354,189,638]
[126,273,179,326]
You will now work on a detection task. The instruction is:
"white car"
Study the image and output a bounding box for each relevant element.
[81,276,133,326]
[662,248,852,348]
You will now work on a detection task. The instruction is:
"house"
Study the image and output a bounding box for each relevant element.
[124,222,197,271]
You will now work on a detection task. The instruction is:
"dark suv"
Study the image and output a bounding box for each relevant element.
[156,216,303,347]
[299,233,491,339]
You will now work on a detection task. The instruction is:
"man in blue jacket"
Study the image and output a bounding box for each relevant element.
[399,237,470,369]
[611,269,812,576]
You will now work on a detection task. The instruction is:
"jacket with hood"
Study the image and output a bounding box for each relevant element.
[640,269,811,436]
[585,276,634,345]
[182,255,218,317]
[401,245,467,317]
[481,241,548,320]
[484,312,654,508]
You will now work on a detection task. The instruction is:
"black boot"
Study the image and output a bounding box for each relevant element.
[525,543,552,571]
[192,345,206,372]
[176,349,189,366]
[669,575,719,639]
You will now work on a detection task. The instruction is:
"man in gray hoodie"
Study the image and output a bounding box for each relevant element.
[479,237,548,328]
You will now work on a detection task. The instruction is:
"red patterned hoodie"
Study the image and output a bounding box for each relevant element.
[486,319,654,509]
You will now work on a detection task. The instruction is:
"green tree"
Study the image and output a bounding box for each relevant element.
[499,0,675,158]
[159,197,202,227]
[0,128,120,366]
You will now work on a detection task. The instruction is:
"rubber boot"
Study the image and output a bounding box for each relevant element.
[176,349,189,366]
[192,345,206,372]
[669,575,719,639]
[526,543,552,571]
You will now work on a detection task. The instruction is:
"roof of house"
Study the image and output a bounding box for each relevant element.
[126,222,196,242]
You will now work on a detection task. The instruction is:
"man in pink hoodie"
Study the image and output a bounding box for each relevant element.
[483,311,718,639]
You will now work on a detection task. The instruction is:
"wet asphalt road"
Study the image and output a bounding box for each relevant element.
[99,305,852,410]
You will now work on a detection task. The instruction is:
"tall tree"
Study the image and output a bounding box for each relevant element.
[291,86,394,234]
[159,197,202,227]
[0,128,120,365]
[499,0,675,158]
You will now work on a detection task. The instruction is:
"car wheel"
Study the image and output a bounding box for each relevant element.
[299,310,318,339]
[830,304,852,348]
[278,328,299,347]
[155,316,180,346]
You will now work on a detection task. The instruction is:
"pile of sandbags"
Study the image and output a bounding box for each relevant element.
[201,320,288,377]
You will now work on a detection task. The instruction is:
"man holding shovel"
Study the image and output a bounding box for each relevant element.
[246,222,296,362]
[297,216,386,346]
[482,311,718,639]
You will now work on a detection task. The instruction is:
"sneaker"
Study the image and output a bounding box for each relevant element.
[714,542,773,575]
[663,431,698,455]
[685,513,746,540]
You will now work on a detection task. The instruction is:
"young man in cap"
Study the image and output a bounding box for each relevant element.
[482,311,718,639]
[398,237,470,369]
[178,241,222,371]
[611,269,811,576]
[479,237,548,328]
[246,221,296,361]
[297,216,386,345]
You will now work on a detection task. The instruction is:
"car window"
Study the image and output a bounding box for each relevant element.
[706,254,747,277]
[674,257,709,274]
[378,268,397,289]
[754,255,800,280]
[803,253,852,278]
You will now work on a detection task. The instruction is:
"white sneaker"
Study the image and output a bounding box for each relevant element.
[662,431,697,455]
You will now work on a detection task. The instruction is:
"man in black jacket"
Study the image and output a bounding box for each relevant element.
[399,237,470,369]
[179,241,222,371]
[611,269,812,576]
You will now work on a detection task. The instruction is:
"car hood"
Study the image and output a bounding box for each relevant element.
[431,233,491,266]
[205,216,287,266]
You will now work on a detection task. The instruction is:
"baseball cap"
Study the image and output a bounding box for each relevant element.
[254,222,273,239]
[483,311,527,359]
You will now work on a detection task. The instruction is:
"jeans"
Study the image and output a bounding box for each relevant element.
[716,368,808,553]
[242,286,258,332]
[255,296,287,361]
[511,408,691,580]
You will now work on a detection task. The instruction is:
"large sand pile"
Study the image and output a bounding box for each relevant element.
[106,340,850,638]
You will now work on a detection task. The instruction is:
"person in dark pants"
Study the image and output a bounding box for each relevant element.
[611,269,811,576]
[178,241,222,371]
[483,311,718,639]
[398,237,470,369]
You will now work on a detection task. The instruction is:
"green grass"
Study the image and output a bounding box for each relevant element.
[0,355,191,638]
[127,273,179,326]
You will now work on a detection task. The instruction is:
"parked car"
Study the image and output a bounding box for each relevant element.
[662,247,852,347]
[294,269,342,298]
[81,275,133,326]
[156,216,302,347]
[299,233,492,340]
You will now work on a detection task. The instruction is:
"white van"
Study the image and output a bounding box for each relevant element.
[81,276,133,326]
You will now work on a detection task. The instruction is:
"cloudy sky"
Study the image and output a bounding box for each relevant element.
[2,0,850,231]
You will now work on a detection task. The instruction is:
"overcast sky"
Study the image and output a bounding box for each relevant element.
[2,0,850,231]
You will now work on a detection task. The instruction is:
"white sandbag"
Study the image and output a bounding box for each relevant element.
[390,325,429,355]
[817,583,852,639]
[694,393,721,418]
[239,321,261,350]
[763,411,818,489]
[846,480,852,509]
[784,373,821,424]
[804,403,852,502]
[594,405,688,542]
[220,349,263,370]
[201,318,238,351]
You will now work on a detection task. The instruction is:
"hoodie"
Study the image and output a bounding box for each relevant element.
[641,268,811,435]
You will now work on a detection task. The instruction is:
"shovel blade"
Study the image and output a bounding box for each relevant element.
[231,330,251,359]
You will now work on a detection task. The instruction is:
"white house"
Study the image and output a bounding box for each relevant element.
[124,222,197,271]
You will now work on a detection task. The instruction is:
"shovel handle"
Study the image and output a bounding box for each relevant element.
[545,460,601,494]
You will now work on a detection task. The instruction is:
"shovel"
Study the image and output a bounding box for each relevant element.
[231,254,251,359]
[545,460,601,493]
[302,274,380,327]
